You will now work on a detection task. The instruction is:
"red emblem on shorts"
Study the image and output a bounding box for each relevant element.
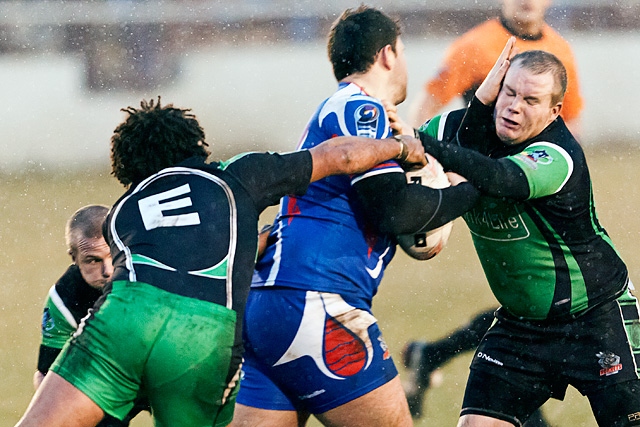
[324,316,367,376]
[273,292,377,380]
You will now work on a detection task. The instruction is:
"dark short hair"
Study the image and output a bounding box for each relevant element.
[511,50,568,105]
[327,5,401,81]
[110,97,209,186]
[65,204,109,253]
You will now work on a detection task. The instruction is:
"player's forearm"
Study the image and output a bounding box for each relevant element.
[420,134,529,199]
[309,135,425,182]
[355,173,479,235]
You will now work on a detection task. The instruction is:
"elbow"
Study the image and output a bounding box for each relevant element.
[340,149,356,171]
[332,147,358,176]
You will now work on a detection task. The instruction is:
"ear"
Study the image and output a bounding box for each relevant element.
[550,102,562,121]
[69,249,77,264]
[378,44,396,71]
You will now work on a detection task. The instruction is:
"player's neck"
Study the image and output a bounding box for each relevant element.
[341,72,389,102]
[500,15,544,41]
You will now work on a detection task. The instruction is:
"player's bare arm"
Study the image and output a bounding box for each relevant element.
[309,135,426,182]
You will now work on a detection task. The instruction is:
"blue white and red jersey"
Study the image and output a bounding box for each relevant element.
[251,82,404,307]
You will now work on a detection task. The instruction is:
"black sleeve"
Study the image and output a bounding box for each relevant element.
[456,97,501,155]
[353,171,480,236]
[419,133,530,200]
[37,345,62,374]
[224,151,313,211]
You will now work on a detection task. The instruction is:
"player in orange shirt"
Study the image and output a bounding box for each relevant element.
[409,0,583,136]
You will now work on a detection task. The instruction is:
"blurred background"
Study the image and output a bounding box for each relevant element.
[0,0,639,171]
[1,1,639,426]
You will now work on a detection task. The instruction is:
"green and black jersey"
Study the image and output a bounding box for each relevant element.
[38,265,102,374]
[105,151,313,346]
[420,99,628,320]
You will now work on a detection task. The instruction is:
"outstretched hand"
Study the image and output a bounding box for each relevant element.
[475,36,517,105]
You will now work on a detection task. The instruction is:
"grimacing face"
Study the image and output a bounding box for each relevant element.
[71,236,113,290]
[494,63,562,145]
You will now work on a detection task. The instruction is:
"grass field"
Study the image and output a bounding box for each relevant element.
[1,143,639,426]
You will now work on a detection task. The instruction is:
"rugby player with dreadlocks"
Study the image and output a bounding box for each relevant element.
[15,97,429,427]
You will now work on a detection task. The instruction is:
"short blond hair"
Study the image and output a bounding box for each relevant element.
[65,205,109,254]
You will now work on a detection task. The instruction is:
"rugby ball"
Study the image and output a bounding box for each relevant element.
[396,154,453,260]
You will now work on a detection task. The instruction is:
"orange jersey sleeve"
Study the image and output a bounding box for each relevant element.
[425,18,583,122]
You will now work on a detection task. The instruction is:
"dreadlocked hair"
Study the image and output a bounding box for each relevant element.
[110,97,210,186]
